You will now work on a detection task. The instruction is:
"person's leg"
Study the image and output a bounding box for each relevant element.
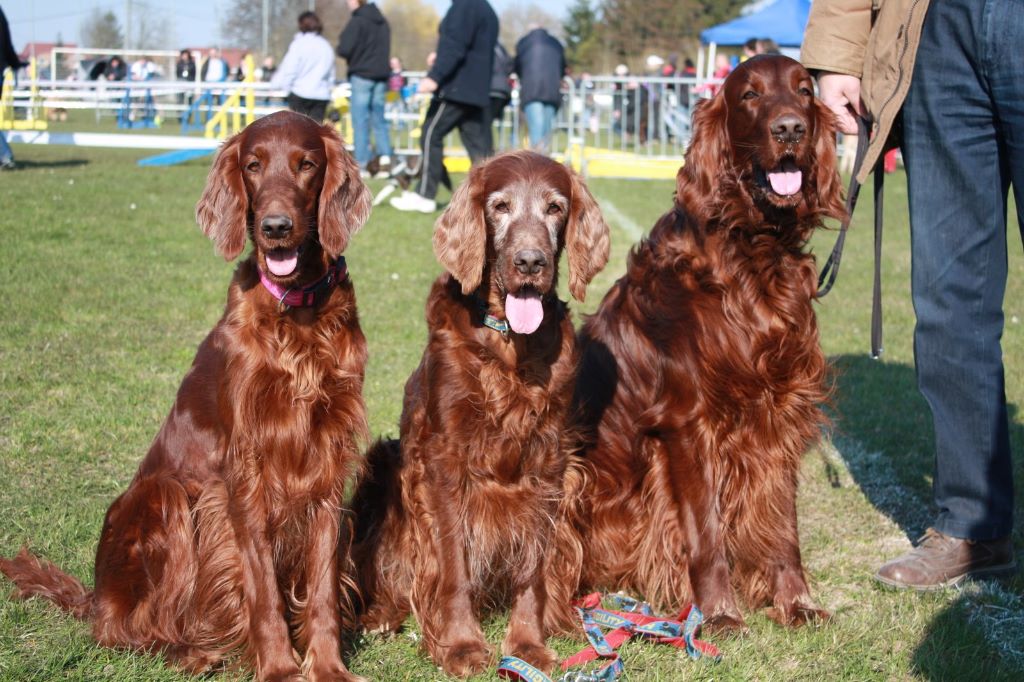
[349,75,373,169]
[391,97,459,211]
[0,130,15,169]
[540,103,557,153]
[369,79,393,159]
[457,104,492,163]
[418,99,461,199]
[874,0,1018,590]
[523,101,545,149]
[306,99,327,123]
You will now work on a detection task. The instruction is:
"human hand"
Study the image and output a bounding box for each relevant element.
[418,77,437,94]
[817,72,863,135]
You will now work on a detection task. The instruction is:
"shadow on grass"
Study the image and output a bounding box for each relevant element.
[10,159,90,170]
[830,354,1024,677]
[912,591,1023,680]
[829,353,1024,540]
[828,354,936,539]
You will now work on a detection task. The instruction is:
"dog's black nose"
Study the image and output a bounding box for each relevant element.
[261,215,293,239]
[514,249,547,275]
[771,114,806,143]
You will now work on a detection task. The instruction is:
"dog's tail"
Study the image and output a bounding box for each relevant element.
[349,438,410,631]
[0,547,93,620]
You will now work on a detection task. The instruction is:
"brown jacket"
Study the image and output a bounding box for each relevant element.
[802,0,931,183]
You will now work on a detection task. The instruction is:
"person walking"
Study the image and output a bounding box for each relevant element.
[390,0,498,214]
[803,0,1019,589]
[514,25,565,153]
[337,0,394,178]
[0,5,27,170]
[271,11,336,122]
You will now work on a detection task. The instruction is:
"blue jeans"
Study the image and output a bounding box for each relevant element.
[0,130,12,165]
[902,0,1023,540]
[523,101,556,152]
[350,75,393,168]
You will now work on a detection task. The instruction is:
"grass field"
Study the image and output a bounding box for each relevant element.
[1,140,1023,681]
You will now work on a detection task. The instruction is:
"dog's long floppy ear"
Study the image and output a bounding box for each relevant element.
[433,165,487,294]
[676,91,729,223]
[565,168,610,302]
[809,100,847,223]
[195,134,247,260]
[318,124,372,257]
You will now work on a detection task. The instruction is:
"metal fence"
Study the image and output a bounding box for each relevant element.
[3,64,721,177]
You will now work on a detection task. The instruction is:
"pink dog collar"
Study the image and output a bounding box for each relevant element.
[259,257,348,310]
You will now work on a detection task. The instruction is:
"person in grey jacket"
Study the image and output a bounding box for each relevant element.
[271,11,336,122]
[337,0,393,176]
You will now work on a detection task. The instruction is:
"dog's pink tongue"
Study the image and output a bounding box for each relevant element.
[505,292,544,334]
[266,250,298,277]
[768,170,802,196]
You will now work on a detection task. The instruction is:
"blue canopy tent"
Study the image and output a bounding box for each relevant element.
[700,0,812,47]
[697,0,811,78]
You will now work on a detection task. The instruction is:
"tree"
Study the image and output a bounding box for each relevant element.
[499,4,562,52]
[220,0,438,71]
[80,9,123,49]
[129,10,176,50]
[221,0,346,57]
[592,0,748,72]
[382,0,442,71]
[562,0,597,70]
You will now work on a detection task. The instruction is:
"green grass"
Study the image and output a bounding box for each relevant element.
[1,142,1023,681]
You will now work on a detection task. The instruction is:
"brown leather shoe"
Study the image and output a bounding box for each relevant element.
[875,528,1016,591]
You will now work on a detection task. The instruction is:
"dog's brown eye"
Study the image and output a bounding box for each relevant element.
[547,203,562,215]
[742,90,759,100]
[245,161,260,172]
[798,87,813,97]
[299,159,315,171]
[495,201,510,213]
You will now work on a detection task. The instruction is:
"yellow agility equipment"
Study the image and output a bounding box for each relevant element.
[0,60,47,132]
[203,54,256,140]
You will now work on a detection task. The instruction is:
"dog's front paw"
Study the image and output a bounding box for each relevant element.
[504,641,557,674]
[437,638,493,678]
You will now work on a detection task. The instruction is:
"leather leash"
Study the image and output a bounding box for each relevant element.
[816,114,886,359]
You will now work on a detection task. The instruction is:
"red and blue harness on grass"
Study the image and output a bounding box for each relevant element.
[497,593,722,682]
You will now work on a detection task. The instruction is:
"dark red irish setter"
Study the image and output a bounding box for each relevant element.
[0,111,372,681]
[547,55,846,634]
[351,151,609,677]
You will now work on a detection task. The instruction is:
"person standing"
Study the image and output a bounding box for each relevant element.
[0,5,27,170]
[489,41,513,139]
[337,0,394,178]
[514,25,565,153]
[200,48,228,83]
[803,0,1019,589]
[390,0,498,214]
[272,11,336,122]
[175,49,197,123]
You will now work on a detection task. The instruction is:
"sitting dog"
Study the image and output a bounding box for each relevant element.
[0,111,372,681]
[546,55,846,634]
[352,151,609,677]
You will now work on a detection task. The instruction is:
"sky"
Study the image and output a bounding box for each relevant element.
[6,1,573,51]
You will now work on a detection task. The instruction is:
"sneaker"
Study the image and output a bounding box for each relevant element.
[874,527,1016,591]
[374,154,392,179]
[389,190,437,213]
[0,159,16,171]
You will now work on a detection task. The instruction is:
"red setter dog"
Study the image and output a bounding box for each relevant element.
[547,55,846,634]
[352,151,609,677]
[0,111,371,681]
